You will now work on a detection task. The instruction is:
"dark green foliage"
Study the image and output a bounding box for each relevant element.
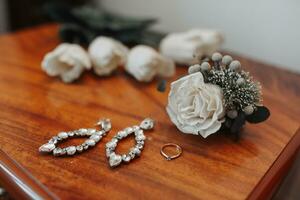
[43,2,165,46]
[246,106,270,123]
[230,111,246,134]
[157,79,167,92]
[58,24,92,44]
[201,63,270,140]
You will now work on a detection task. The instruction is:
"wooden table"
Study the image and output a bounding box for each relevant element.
[0,24,299,200]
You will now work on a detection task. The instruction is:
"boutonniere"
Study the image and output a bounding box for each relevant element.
[166,52,270,139]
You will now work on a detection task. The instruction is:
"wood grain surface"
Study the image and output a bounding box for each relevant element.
[0,24,299,200]
[0,149,58,200]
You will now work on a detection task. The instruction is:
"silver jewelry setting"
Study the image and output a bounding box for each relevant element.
[106,118,154,167]
[39,119,111,156]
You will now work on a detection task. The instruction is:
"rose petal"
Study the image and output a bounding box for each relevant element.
[166,72,225,137]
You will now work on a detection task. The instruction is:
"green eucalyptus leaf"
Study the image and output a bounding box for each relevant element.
[47,3,161,46]
[71,7,107,29]
[139,31,166,47]
[71,7,156,31]
[59,24,91,44]
[104,13,156,31]
[246,106,270,123]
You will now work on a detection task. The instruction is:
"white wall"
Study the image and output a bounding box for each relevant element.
[97,0,300,73]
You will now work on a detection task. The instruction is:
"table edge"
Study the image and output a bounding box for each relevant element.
[0,149,58,200]
[247,127,300,200]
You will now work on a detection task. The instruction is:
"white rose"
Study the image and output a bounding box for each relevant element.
[125,45,175,82]
[166,72,225,138]
[185,29,223,56]
[159,29,223,65]
[88,37,129,76]
[41,43,91,83]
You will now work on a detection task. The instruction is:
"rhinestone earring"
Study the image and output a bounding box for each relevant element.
[39,119,111,156]
[106,118,154,167]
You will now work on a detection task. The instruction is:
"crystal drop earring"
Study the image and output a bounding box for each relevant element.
[39,119,111,156]
[105,118,154,167]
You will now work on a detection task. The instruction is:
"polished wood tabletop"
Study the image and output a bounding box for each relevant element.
[0,24,299,200]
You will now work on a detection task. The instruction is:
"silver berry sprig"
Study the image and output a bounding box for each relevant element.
[188,52,270,138]
[189,52,262,117]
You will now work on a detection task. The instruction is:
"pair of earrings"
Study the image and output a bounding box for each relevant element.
[39,118,154,168]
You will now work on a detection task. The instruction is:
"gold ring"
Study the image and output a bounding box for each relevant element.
[160,143,182,161]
